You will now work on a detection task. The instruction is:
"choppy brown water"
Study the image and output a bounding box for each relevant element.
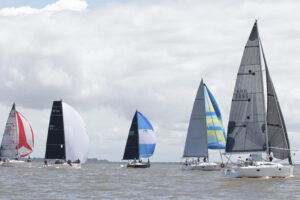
[0,163,300,199]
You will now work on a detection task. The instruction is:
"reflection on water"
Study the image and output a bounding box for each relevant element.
[0,163,299,199]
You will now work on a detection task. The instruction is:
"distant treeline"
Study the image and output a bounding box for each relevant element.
[28,158,180,164]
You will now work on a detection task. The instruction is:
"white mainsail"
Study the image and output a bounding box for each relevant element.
[62,102,89,163]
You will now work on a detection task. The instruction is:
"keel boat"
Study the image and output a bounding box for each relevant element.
[0,103,34,167]
[182,80,226,171]
[123,111,156,168]
[44,100,89,169]
[222,21,293,178]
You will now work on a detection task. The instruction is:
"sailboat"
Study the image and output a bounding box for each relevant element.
[0,103,34,167]
[44,100,89,169]
[182,80,226,171]
[222,21,293,178]
[123,111,156,168]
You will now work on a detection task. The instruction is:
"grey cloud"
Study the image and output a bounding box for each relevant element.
[0,0,299,162]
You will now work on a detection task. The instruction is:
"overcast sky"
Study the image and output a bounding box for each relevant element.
[0,0,299,162]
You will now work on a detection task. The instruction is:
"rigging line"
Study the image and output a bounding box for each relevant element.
[204,86,223,163]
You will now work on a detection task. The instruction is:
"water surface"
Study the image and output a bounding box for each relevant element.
[0,163,299,199]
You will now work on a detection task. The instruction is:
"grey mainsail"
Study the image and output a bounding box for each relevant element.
[183,80,208,157]
[226,22,267,152]
[0,104,18,159]
[265,65,292,164]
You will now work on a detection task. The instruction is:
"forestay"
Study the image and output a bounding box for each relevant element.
[204,85,226,149]
[183,80,208,157]
[226,22,267,153]
[63,102,89,163]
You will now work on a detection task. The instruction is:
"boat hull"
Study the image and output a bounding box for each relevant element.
[43,163,81,169]
[181,162,220,171]
[0,160,32,168]
[127,162,150,168]
[222,162,293,178]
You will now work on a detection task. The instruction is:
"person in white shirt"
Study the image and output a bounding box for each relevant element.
[237,156,243,166]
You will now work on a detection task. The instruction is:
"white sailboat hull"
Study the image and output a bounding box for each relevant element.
[0,160,32,168]
[222,162,293,178]
[43,163,81,169]
[181,162,221,171]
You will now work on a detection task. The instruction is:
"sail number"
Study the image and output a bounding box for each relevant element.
[235,89,249,100]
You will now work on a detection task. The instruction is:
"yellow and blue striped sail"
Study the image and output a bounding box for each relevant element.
[204,85,226,149]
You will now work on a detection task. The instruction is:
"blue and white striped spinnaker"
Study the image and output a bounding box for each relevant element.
[137,112,156,158]
[204,85,226,149]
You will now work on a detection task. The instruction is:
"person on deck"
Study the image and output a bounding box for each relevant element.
[249,154,253,165]
[268,149,274,162]
[237,156,243,166]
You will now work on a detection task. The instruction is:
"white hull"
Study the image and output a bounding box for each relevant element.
[222,162,293,178]
[181,162,221,171]
[0,160,32,168]
[43,163,81,169]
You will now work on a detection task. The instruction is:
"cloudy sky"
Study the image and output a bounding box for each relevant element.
[0,0,299,162]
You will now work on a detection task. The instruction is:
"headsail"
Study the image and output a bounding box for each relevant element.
[45,101,66,160]
[62,102,89,163]
[137,111,156,158]
[16,111,34,157]
[204,85,226,149]
[123,112,139,160]
[0,104,18,159]
[183,80,208,157]
[265,66,292,163]
[226,22,267,153]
